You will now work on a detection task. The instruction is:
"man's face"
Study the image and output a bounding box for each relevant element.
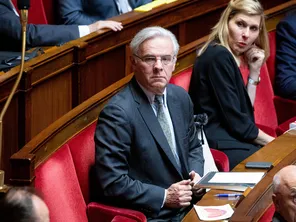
[274,182,296,222]
[132,36,176,95]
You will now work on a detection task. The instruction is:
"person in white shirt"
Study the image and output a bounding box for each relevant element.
[0,0,123,51]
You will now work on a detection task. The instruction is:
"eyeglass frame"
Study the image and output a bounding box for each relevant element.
[133,54,176,66]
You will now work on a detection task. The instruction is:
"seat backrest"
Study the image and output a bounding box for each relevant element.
[67,122,97,204]
[266,31,276,87]
[258,204,275,222]
[35,144,88,222]
[11,0,48,24]
[169,68,193,91]
[42,0,57,24]
[240,63,278,130]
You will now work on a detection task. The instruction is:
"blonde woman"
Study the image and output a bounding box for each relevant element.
[189,0,274,169]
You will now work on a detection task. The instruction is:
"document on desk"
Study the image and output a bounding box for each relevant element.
[194,204,234,221]
[195,171,265,191]
[209,172,265,184]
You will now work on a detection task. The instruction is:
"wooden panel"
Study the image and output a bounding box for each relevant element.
[0,98,19,182]
[29,71,72,139]
[79,46,126,102]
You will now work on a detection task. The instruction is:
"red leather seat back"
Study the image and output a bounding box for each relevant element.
[258,204,275,222]
[240,64,278,130]
[68,122,97,204]
[266,31,276,87]
[35,144,88,222]
[11,0,48,24]
[42,0,57,24]
[169,68,193,92]
[210,149,229,172]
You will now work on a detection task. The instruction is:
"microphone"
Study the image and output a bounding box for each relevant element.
[17,0,30,10]
[194,113,208,145]
[194,113,208,127]
[0,0,30,188]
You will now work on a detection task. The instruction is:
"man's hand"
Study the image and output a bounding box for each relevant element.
[164,180,192,208]
[189,170,205,197]
[89,20,123,32]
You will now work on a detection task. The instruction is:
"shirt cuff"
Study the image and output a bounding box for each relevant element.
[78,25,90,38]
[161,189,167,208]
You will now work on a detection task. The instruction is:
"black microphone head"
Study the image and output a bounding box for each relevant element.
[194,113,208,126]
[17,0,30,10]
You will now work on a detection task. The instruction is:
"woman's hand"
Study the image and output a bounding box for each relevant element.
[245,46,265,79]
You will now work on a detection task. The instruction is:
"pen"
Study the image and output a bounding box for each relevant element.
[215,193,243,197]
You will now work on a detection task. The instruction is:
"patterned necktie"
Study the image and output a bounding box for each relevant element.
[154,95,180,167]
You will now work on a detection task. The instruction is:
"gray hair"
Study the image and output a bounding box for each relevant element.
[273,173,281,193]
[130,26,179,56]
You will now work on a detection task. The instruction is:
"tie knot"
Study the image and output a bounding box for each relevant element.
[154,95,164,105]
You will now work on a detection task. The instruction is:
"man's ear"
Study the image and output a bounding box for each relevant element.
[172,58,176,72]
[130,56,136,66]
[272,194,280,210]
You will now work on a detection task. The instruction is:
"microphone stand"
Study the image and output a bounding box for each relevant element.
[0,9,29,190]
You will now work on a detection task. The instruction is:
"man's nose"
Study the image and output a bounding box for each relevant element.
[154,58,164,69]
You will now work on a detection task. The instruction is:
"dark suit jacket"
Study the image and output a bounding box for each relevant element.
[189,44,259,164]
[58,0,152,25]
[275,12,296,100]
[94,77,204,220]
[0,0,79,51]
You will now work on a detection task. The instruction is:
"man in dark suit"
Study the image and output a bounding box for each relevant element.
[275,12,296,100]
[94,26,204,221]
[0,0,123,51]
[58,0,152,25]
[272,165,296,222]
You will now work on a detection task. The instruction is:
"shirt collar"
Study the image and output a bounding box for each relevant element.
[136,81,168,107]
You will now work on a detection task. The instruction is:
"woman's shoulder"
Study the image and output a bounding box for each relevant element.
[202,44,231,58]
[197,44,234,66]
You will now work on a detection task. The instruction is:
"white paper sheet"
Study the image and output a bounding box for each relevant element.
[208,172,265,184]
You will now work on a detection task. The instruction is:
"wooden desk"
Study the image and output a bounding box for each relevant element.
[183,130,296,222]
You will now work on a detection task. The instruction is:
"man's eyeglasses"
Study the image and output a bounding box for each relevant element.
[133,54,175,66]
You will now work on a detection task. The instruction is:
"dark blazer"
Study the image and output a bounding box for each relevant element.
[275,12,296,100]
[189,44,259,168]
[0,0,79,51]
[94,77,204,220]
[58,0,152,25]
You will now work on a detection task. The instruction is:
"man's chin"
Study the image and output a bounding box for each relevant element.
[150,83,167,94]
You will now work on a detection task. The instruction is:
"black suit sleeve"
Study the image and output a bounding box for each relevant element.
[95,103,164,215]
[275,18,296,99]
[206,49,258,141]
[58,0,103,25]
[0,3,79,50]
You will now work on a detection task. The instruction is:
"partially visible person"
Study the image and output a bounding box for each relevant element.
[188,0,274,169]
[275,12,296,100]
[0,0,123,51]
[58,0,152,25]
[95,26,204,221]
[0,187,49,222]
[272,165,296,222]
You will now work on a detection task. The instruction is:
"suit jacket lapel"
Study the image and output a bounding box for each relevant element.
[130,78,183,177]
[4,0,14,10]
[167,86,189,176]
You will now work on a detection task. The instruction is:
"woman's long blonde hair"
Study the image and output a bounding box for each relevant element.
[198,0,269,63]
